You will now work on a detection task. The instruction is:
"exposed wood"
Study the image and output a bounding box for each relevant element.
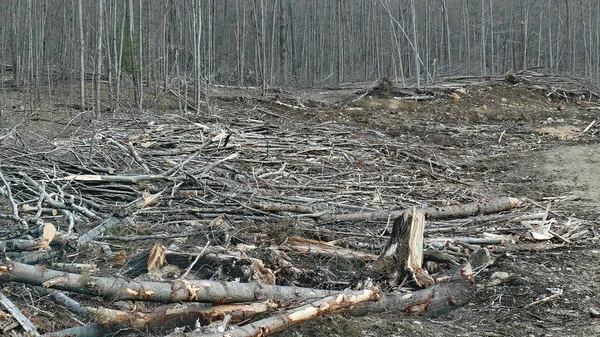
[351,264,474,317]
[0,259,337,304]
[283,236,378,262]
[87,301,276,330]
[178,288,382,337]
[373,208,433,287]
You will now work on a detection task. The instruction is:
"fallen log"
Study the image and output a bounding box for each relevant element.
[350,263,474,317]
[424,197,523,220]
[3,259,473,335]
[283,236,378,262]
[0,259,336,304]
[84,263,474,333]
[314,197,523,223]
[87,301,277,330]
[55,174,168,183]
[175,288,382,337]
[167,265,474,336]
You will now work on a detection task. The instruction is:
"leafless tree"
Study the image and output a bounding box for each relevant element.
[2,0,600,108]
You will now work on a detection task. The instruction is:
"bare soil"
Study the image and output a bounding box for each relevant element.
[1,81,600,336]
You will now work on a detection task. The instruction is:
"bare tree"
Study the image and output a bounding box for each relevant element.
[410,0,420,88]
[94,0,104,114]
[253,0,267,94]
[481,0,486,75]
[193,0,202,110]
[77,0,85,110]
[3,0,600,106]
[137,0,143,109]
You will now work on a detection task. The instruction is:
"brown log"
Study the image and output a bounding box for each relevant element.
[40,265,472,334]
[86,264,474,333]
[253,202,314,214]
[174,265,473,336]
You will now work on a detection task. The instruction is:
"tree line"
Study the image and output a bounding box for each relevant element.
[1,0,599,111]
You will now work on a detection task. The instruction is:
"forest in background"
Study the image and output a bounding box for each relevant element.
[1,0,600,111]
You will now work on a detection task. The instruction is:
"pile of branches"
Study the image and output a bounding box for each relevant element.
[363,70,600,102]
[0,107,592,336]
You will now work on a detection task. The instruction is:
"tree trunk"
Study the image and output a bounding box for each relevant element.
[77,0,85,110]
[373,207,433,287]
[137,0,143,109]
[94,0,104,115]
[410,0,420,89]
[194,0,202,111]
[481,0,486,75]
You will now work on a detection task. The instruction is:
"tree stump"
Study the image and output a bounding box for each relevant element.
[373,207,434,288]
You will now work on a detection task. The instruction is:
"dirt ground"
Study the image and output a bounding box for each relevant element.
[272,84,600,337]
[1,81,600,336]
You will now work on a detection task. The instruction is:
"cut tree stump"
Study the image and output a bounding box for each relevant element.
[374,207,434,288]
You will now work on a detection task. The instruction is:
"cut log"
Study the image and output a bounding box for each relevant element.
[87,301,278,330]
[283,236,378,262]
[373,207,434,287]
[71,266,474,334]
[181,288,382,337]
[424,197,522,220]
[0,259,336,304]
[315,197,523,223]
[351,263,474,317]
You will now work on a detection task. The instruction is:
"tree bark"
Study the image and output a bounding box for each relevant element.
[186,289,381,337]
[77,0,85,110]
[94,0,104,114]
[0,259,337,304]
[373,207,434,287]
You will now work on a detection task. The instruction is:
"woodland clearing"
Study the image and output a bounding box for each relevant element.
[0,74,599,336]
